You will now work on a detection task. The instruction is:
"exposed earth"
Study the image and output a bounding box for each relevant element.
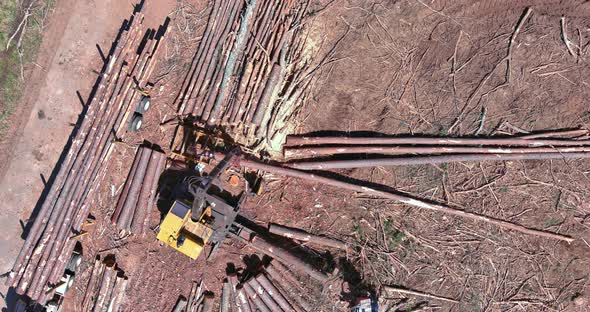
[2,0,590,311]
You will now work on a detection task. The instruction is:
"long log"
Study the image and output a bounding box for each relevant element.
[222,0,267,124]
[107,276,128,312]
[268,223,347,250]
[188,0,240,115]
[284,145,590,159]
[249,234,329,283]
[42,32,150,299]
[243,283,271,312]
[8,18,137,286]
[81,257,103,311]
[131,150,162,233]
[288,152,590,170]
[520,129,588,139]
[265,264,310,312]
[19,49,129,289]
[117,147,152,230]
[236,288,253,312]
[194,0,243,117]
[221,279,232,312]
[180,0,227,115]
[235,158,574,243]
[92,264,117,312]
[229,275,251,312]
[143,152,166,233]
[200,36,236,121]
[255,273,295,312]
[285,136,590,147]
[247,278,283,311]
[207,0,259,125]
[21,29,138,298]
[269,261,303,290]
[228,0,275,123]
[251,63,281,126]
[112,147,144,223]
[176,1,221,113]
[48,28,155,287]
[31,22,146,298]
[15,11,164,301]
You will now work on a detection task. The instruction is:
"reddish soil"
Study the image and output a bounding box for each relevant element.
[9,0,590,311]
[290,0,590,311]
[63,0,590,311]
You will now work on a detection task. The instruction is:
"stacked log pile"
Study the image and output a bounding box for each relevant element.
[229,261,313,312]
[80,256,128,312]
[176,0,310,147]
[177,280,213,312]
[7,10,168,304]
[283,129,590,169]
[235,226,329,283]
[111,145,166,234]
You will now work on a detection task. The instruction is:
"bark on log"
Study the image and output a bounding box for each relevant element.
[229,275,252,312]
[288,152,590,170]
[81,258,104,311]
[131,150,163,233]
[249,234,329,283]
[221,279,232,312]
[143,152,166,233]
[107,276,128,312]
[92,264,116,312]
[236,288,252,312]
[247,278,283,311]
[172,297,187,312]
[112,147,144,224]
[237,158,574,243]
[285,135,590,147]
[117,147,152,230]
[243,283,271,312]
[8,20,136,287]
[207,0,258,125]
[180,0,226,115]
[265,264,310,312]
[284,145,590,159]
[201,293,214,312]
[255,273,295,312]
[269,223,347,250]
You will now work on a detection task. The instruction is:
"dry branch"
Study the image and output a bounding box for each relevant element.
[269,223,347,250]
[284,145,590,159]
[382,285,459,304]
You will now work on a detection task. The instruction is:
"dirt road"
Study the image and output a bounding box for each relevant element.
[0,0,174,308]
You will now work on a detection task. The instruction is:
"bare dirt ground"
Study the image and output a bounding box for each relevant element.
[289,0,590,310]
[6,0,590,311]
